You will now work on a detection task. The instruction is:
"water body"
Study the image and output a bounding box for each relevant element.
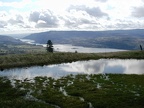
[52,44,126,53]
[21,39,126,53]
[0,59,144,80]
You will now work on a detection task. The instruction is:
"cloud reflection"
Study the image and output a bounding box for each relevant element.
[60,59,144,75]
[0,59,144,80]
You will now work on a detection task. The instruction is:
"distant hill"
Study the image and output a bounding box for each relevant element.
[24,29,144,50]
[0,35,24,45]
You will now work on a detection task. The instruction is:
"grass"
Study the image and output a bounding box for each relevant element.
[0,74,144,108]
[0,52,99,69]
[0,50,144,107]
[0,44,46,55]
[0,77,55,108]
[0,50,144,70]
[97,50,144,59]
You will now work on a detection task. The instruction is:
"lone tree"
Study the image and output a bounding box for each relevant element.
[46,40,53,53]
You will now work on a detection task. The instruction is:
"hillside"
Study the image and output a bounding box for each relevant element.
[24,29,144,50]
[0,35,24,44]
[0,35,45,54]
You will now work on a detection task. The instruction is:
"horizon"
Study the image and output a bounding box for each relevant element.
[1,28,144,36]
[0,0,144,34]
[0,28,142,41]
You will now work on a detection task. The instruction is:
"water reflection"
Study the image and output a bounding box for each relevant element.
[0,59,144,80]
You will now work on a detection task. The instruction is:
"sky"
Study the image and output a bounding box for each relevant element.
[0,0,144,34]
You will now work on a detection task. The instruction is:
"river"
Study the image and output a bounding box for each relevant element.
[21,39,126,53]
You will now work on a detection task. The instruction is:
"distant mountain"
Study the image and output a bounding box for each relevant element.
[0,35,24,44]
[7,33,31,39]
[23,29,144,50]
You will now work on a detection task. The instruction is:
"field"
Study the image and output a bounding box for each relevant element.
[0,44,45,55]
[0,51,144,108]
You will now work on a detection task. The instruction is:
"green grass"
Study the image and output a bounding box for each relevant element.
[0,50,144,69]
[1,74,144,108]
[0,49,144,107]
[0,52,100,69]
[0,44,46,55]
[98,50,144,59]
[0,77,55,108]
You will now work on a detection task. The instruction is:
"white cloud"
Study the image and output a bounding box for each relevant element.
[0,0,144,34]
[0,21,7,28]
[132,6,144,17]
[8,15,24,25]
[29,11,40,23]
[29,10,59,28]
[95,0,108,2]
[68,5,108,18]
[35,20,48,28]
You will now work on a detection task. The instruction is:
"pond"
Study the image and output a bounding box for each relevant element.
[0,59,144,80]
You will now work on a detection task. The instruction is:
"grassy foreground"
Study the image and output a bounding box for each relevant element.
[0,50,144,69]
[0,74,144,108]
[0,51,144,108]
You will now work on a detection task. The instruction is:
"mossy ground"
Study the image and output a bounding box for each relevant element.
[1,74,144,108]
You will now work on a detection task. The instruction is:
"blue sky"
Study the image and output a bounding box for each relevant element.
[0,0,144,34]
[0,0,17,2]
